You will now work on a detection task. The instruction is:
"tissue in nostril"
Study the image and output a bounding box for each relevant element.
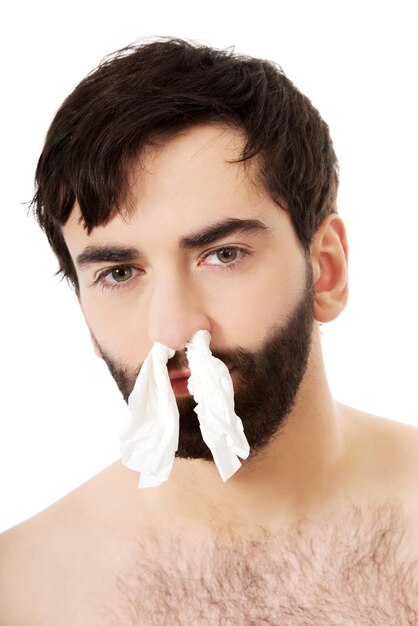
[119,330,250,489]
[120,341,179,489]
[186,330,250,482]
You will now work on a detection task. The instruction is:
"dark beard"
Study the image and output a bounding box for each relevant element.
[98,259,315,463]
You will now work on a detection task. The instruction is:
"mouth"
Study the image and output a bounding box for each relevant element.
[169,367,236,396]
[169,369,192,396]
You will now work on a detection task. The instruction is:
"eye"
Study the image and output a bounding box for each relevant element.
[94,265,141,291]
[201,246,250,268]
[109,267,133,283]
[214,248,238,264]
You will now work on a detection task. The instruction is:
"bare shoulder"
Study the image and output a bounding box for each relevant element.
[0,462,140,625]
[339,403,418,522]
[341,403,418,465]
[0,513,54,626]
[0,470,103,624]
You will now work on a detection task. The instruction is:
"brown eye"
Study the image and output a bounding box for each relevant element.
[110,266,133,282]
[217,248,237,263]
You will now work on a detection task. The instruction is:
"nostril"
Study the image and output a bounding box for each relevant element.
[149,326,211,354]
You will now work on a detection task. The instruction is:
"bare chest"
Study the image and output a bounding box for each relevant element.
[83,503,418,626]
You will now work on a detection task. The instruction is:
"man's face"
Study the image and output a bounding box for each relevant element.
[62,123,313,461]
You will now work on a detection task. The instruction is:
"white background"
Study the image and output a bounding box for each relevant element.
[0,0,417,532]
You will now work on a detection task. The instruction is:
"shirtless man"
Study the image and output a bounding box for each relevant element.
[1,37,417,625]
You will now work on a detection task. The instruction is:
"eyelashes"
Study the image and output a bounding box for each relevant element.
[93,265,142,292]
[93,246,252,293]
[200,245,250,269]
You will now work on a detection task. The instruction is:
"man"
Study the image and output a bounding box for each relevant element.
[1,37,417,624]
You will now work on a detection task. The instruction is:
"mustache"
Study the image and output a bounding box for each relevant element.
[133,344,255,378]
[132,325,286,379]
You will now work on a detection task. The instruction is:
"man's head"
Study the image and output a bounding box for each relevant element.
[31,38,348,462]
[31,37,339,292]
[97,253,315,462]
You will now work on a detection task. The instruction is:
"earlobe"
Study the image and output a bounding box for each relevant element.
[310,214,349,323]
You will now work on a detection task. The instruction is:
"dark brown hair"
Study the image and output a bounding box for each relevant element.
[31,36,339,290]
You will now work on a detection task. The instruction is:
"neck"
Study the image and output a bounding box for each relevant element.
[151,328,349,529]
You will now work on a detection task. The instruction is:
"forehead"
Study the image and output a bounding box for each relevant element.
[63,123,288,250]
[134,121,263,200]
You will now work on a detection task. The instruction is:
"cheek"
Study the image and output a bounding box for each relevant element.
[208,262,305,351]
[79,290,152,367]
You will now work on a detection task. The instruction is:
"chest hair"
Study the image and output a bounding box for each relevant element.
[95,502,418,626]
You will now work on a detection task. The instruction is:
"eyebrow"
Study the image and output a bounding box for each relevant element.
[76,245,144,269]
[75,217,271,269]
[178,217,271,248]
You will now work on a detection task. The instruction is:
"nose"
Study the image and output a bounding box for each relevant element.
[148,275,211,352]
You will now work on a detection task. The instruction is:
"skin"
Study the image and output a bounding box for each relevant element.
[71,121,347,522]
[62,121,416,522]
[1,123,417,623]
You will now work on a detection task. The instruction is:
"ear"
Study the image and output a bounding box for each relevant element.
[310,214,349,323]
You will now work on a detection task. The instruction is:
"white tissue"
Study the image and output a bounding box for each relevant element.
[186,330,250,481]
[120,330,250,488]
[120,341,179,488]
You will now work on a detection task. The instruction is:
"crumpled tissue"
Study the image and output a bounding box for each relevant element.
[119,330,250,488]
[120,342,179,488]
[185,330,250,481]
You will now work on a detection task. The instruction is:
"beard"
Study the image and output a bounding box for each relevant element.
[97,258,315,463]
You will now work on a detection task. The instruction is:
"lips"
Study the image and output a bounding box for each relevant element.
[169,370,191,396]
[169,368,191,381]
[169,366,236,397]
